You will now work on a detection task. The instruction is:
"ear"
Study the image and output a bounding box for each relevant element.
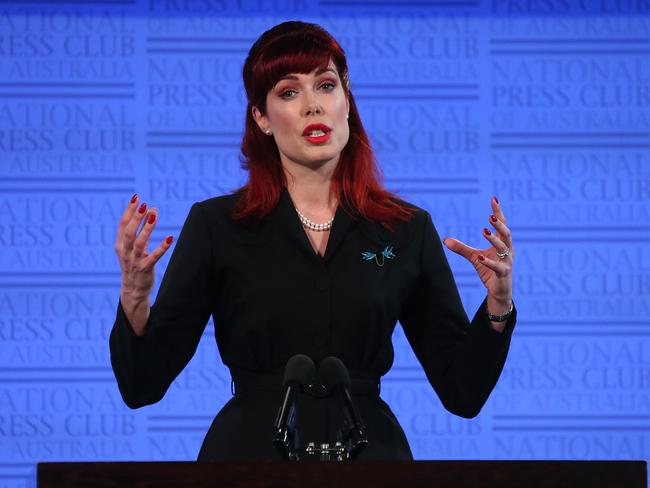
[252,106,270,134]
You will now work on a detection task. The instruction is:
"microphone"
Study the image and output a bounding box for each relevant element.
[273,354,315,459]
[319,356,368,459]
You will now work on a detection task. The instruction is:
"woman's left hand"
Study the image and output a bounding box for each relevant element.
[443,196,513,310]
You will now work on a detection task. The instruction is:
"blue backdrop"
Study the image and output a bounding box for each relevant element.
[1,1,649,485]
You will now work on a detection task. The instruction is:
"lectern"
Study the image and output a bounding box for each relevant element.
[37,460,647,487]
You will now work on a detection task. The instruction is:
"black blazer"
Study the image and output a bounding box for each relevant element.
[109,189,516,460]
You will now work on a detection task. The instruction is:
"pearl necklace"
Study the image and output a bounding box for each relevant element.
[295,208,334,232]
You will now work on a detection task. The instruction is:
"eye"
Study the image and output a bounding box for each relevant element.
[279,88,297,99]
[320,81,336,91]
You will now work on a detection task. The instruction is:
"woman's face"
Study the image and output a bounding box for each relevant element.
[253,60,350,173]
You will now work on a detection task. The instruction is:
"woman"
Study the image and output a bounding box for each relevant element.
[110,21,516,460]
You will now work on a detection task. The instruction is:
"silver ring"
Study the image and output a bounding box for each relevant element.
[496,247,510,259]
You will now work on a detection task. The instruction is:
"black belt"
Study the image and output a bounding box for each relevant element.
[230,369,380,397]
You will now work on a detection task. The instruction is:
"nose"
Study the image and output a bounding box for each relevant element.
[304,102,322,116]
[303,93,323,116]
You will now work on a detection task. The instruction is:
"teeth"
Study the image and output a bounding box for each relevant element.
[307,130,326,137]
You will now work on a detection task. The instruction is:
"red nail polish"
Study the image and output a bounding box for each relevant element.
[148,213,156,225]
[483,227,491,236]
[490,215,498,223]
[138,203,147,214]
[478,254,485,261]
[130,193,137,204]
[165,236,173,245]
[493,196,499,205]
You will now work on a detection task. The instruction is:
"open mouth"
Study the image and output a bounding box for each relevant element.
[303,132,331,144]
[302,124,332,144]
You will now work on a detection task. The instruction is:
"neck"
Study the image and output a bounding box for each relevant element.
[283,158,338,214]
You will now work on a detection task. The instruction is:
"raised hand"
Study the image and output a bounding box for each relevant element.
[114,194,174,334]
[442,197,513,326]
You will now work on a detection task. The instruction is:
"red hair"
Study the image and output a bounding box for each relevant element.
[235,21,414,228]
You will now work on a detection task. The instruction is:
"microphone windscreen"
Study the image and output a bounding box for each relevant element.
[283,354,316,387]
[319,356,351,389]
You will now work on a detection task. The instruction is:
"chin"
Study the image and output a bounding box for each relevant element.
[306,149,342,165]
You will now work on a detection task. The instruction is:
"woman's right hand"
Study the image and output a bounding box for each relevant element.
[115,194,174,335]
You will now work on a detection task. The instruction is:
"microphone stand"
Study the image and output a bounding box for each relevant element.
[282,356,369,461]
[273,354,316,460]
[338,386,369,460]
[272,386,300,460]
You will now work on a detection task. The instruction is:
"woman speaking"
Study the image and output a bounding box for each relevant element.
[110,21,516,460]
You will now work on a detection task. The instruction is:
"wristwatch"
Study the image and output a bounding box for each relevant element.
[487,301,514,322]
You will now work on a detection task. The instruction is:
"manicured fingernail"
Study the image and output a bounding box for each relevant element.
[165,236,173,245]
[442,237,448,245]
[138,203,147,214]
[478,254,485,261]
[493,196,499,205]
[148,213,156,224]
[130,193,138,204]
[490,215,498,223]
[483,227,491,236]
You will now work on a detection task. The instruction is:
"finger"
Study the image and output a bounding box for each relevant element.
[133,208,157,258]
[477,254,510,278]
[489,214,513,250]
[443,237,480,262]
[115,194,139,254]
[141,235,174,269]
[482,228,509,257]
[491,196,507,225]
[122,201,148,253]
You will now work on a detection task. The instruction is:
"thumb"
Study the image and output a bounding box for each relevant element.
[443,237,476,262]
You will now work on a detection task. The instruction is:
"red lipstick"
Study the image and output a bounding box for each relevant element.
[302,123,331,144]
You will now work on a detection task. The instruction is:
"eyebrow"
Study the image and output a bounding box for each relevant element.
[277,67,337,83]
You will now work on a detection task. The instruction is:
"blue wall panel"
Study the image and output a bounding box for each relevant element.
[1,1,649,485]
